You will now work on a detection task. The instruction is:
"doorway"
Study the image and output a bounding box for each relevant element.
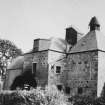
[32,63,37,75]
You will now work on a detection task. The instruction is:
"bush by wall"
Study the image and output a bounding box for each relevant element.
[1,85,105,105]
[0,85,70,105]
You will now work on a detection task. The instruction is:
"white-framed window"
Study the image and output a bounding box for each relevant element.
[56,66,61,74]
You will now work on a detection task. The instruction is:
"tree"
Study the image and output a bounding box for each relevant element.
[0,39,22,78]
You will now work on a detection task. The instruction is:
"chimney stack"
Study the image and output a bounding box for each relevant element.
[89,16,100,31]
[65,27,77,46]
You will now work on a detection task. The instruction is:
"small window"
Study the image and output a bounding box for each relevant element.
[84,61,88,64]
[56,66,61,73]
[65,87,70,94]
[78,87,83,94]
[57,85,62,91]
[32,63,37,74]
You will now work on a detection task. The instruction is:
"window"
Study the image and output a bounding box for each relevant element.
[78,87,83,94]
[56,66,61,73]
[32,63,37,74]
[84,61,88,64]
[57,85,62,91]
[65,87,70,94]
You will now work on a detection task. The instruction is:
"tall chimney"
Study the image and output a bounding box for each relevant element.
[65,27,77,46]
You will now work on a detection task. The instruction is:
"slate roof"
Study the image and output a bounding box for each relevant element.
[70,30,105,53]
[49,37,66,52]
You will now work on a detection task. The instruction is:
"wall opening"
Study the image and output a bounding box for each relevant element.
[57,85,62,91]
[56,66,61,74]
[78,87,83,94]
[10,70,37,90]
[32,63,37,75]
[65,87,70,94]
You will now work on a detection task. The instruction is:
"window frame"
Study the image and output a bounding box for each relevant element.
[56,66,61,74]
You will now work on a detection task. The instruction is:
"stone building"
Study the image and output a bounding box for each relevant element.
[4,17,105,97]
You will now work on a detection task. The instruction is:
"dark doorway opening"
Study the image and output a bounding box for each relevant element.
[10,70,37,90]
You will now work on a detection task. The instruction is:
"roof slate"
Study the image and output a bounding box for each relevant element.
[70,30,105,53]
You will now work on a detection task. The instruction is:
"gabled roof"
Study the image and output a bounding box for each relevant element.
[70,30,105,53]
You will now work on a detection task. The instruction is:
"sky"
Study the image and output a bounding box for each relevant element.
[0,0,105,52]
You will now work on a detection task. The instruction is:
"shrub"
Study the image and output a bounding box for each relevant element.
[69,95,95,105]
[0,85,70,105]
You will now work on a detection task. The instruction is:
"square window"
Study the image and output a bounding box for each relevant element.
[56,66,61,73]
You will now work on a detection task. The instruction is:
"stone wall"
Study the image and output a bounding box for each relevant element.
[48,51,98,96]
[33,51,48,86]
[48,58,66,85]
[97,51,105,96]
[48,50,66,86]
[66,51,98,96]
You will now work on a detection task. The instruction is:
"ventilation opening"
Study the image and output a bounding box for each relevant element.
[78,87,83,94]
[32,63,37,75]
[57,85,62,91]
[10,71,37,90]
[65,87,70,94]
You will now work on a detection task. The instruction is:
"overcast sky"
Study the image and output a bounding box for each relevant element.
[0,0,105,52]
